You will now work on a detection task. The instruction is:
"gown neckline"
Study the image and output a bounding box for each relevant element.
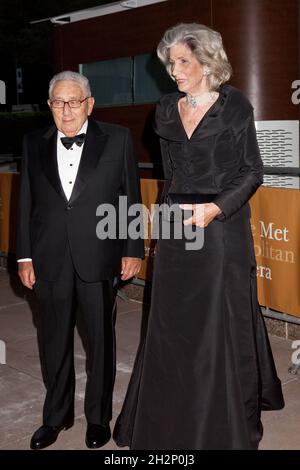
[175,90,223,141]
[154,84,254,143]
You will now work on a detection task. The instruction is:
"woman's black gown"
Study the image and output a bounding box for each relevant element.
[114,85,284,450]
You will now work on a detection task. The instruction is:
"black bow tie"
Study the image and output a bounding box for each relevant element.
[60,133,86,150]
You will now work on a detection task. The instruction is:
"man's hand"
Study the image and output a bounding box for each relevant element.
[18,261,36,289]
[121,257,142,281]
[179,202,222,228]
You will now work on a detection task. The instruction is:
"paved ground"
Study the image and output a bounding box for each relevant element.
[0,267,299,450]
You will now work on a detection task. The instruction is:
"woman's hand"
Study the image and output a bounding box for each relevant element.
[179,202,222,228]
[121,257,142,281]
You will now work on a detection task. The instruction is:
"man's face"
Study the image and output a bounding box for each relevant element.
[48,80,94,137]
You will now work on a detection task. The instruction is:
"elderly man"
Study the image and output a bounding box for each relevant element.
[17,71,143,449]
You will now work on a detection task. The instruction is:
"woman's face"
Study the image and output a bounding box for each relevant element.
[169,43,207,95]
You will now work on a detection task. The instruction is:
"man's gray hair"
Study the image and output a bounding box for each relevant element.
[49,71,91,98]
[157,23,232,91]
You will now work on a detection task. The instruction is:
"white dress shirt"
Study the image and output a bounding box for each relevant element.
[18,121,88,263]
[57,121,87,200]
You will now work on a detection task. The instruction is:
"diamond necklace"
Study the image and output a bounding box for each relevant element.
[186,91,218,108]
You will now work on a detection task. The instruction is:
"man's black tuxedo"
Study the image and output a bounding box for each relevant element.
[17,118,144,280]
[17,118,144,429]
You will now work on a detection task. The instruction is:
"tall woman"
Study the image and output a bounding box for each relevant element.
[114,23,284,450]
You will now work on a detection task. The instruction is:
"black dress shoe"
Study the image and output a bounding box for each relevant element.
[85,423,111,449]
[30,421,73,450]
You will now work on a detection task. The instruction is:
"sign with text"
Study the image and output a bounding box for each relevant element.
[250,186,300,317]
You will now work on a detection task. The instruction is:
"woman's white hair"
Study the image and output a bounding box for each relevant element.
[48,71,91,98]
[157,23,232,91]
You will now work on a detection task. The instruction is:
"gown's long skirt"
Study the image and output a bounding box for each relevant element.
[114,204,284,450]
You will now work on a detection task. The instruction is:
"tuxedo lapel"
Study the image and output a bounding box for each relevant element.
[68,119,108,205]
[40,125,67,202]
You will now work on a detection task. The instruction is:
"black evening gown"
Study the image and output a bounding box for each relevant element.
[114,85,284,450]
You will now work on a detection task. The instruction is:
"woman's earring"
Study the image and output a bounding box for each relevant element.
[203,67,211,76]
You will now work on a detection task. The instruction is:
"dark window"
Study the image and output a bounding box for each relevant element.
[81,53,176,107]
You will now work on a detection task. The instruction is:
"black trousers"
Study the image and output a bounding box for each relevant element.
[34,245,117,427]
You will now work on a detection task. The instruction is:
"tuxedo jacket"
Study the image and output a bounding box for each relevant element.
[17,118,144,282]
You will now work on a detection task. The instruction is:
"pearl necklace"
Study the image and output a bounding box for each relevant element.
[186,91,218,108]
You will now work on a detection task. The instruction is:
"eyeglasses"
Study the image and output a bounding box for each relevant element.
[50,97,89,109]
